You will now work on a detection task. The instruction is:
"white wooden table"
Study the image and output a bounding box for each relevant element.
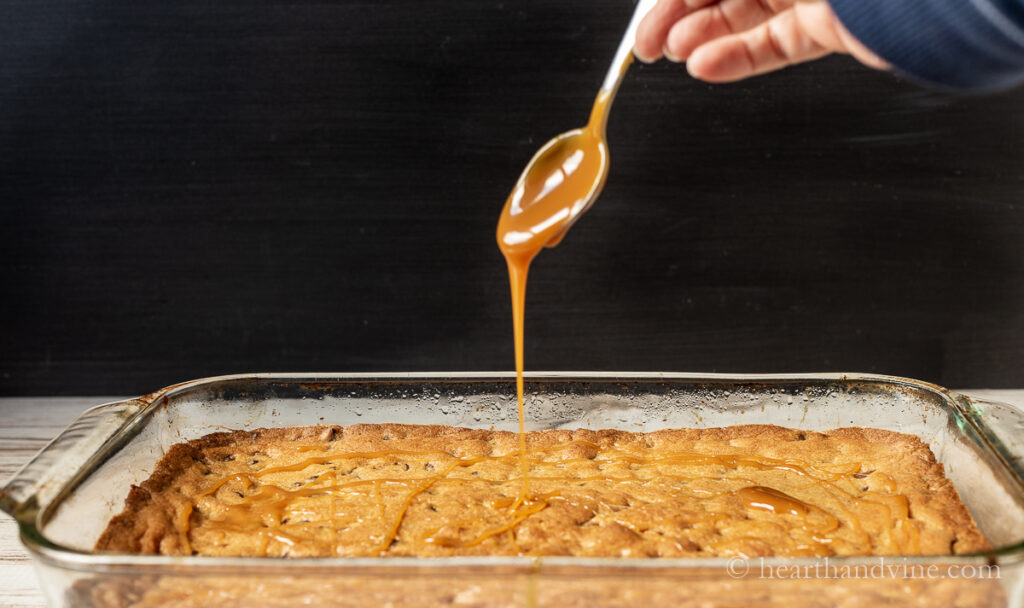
[3,391,1023,607]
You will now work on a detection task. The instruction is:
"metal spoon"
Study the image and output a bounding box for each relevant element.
[496,0,658,256]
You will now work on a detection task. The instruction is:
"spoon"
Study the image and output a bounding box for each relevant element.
[496,0,658,259]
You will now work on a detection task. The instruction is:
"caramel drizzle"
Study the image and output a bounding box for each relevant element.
[497,86,619,513]
[175,441,921,557]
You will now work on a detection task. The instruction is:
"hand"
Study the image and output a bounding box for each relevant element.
[635,0,888,82]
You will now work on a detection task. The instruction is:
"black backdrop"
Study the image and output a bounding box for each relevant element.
[3,0,1024,395]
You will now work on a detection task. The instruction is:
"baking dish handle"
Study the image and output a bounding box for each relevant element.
[960,395,1024,484]
[0,397,149,524]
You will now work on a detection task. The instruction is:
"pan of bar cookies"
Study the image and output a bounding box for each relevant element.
[3,373,1022,607]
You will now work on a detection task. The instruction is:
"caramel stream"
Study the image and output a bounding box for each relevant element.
[496,88,615,507]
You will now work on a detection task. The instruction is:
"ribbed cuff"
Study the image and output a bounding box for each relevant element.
[828,0,1024,92]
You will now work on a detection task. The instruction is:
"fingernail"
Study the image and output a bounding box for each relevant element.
[663,45,680,63]
[633,49,657,64]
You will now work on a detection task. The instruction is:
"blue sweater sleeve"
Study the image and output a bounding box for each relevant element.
[828,0,1024,91]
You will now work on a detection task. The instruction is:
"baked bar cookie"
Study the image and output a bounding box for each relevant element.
[95,424,988,558]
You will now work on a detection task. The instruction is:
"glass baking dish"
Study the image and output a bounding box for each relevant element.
[3,372,1024,607]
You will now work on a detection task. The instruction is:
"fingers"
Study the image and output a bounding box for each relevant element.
[635,0,719,63]
[635,0,885,80]
[663,0,789,62]
[686,8,829,82]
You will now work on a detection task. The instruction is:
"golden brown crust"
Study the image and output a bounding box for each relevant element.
[95,424,989,558]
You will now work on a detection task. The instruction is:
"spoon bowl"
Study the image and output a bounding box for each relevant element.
[496,124,609,257]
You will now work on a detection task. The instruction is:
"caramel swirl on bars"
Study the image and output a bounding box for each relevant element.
[94,423,989,559]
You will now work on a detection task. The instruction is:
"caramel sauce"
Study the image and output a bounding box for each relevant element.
[493,79,617,518]
[176,440,921,558]
[738,486,811,517]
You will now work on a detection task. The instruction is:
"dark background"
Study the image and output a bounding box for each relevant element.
[2,1,1024,395]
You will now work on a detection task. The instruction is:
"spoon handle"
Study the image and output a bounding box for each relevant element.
[600,0,659,96]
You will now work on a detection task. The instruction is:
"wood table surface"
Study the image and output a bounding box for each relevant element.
[3,391,1023,607]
